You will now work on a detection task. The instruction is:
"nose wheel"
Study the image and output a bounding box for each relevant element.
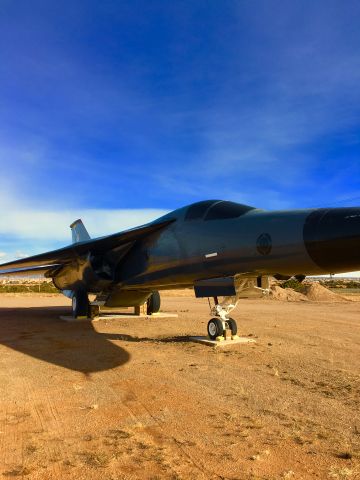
[207,317,238,340]
[207,318,223,340]
[225,318,237,336]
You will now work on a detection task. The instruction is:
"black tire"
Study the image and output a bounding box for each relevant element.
[226,318,238,336]
[147,291,161,315]
[207,318,224,340]
[72,290,89,318]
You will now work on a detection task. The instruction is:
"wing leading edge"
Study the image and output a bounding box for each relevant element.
[0,219,175,276]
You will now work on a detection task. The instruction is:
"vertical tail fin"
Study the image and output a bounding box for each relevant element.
[70,219,91,244]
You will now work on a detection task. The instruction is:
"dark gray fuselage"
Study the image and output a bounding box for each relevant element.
[113,204,360,289]
[52,201,360,303]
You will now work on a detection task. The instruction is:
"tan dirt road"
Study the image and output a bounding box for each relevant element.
[0,293,359,479]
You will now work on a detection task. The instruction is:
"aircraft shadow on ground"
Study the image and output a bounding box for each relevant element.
[0,306,131,374]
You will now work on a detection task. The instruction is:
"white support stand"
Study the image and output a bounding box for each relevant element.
[189,336,256,348]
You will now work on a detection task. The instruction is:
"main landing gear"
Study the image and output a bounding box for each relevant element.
[71,289,90,318]
[147,291,161,315]
[70,290,161,319]
[207,296,239,340]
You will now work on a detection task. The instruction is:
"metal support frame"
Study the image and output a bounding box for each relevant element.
[89,302,148,319]
[210,295,239,320]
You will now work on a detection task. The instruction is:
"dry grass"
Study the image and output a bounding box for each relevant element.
[78,451,112,468]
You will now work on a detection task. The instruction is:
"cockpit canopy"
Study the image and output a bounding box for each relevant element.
[185,200,255,221]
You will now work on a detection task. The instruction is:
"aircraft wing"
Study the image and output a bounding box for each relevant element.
[0,265,63,278]
[0,219,174,276]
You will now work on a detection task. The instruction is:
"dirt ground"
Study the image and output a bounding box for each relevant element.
[0,293,359,480]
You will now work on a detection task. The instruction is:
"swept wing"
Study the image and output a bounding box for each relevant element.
[0,219,174,276]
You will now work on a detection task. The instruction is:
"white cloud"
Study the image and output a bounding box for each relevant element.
[14,251,30,259]
[0,251,6,258]
[332,271,360,278]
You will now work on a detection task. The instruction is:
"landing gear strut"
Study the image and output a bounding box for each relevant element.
[207,296,239,340]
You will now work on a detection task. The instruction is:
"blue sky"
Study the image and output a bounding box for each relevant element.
[0,0,360,262]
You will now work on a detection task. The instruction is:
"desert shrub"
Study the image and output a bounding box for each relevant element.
[0,282,59,293]
[320,279,360,289]
[280,278,306,293]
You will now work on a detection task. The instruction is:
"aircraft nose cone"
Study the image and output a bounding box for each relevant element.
[304,207,360,272]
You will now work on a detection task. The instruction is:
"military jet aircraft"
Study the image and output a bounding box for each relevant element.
[0,200,359,339]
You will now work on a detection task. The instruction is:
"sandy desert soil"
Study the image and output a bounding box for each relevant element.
[0,293,359,480]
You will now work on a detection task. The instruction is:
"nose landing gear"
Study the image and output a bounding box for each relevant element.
[207,296,239,340]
